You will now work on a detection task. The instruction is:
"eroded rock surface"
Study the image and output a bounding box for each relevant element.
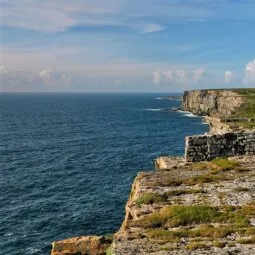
[51,236,111,255]
[182,90,244,117]
[110,156,255,255]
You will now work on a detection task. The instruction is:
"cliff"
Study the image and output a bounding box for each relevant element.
[182,90,245,117]
[51,89,255,255]
[182,89,255,133]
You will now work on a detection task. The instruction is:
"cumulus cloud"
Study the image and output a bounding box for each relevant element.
[0,66,9,74]
[175,69,187,83]
[224,71,234,84]
[154,67,205,86]
[140,23,166,33]
[38,69,53,78]
[193,68,205,82]
[162,71,173,82]
[243,59,255,84]
[153,71,161,86]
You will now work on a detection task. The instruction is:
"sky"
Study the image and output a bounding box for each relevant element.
[1,0,255,92]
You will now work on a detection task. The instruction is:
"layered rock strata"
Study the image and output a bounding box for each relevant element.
[182,90,244,117]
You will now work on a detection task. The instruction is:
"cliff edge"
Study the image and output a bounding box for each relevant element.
[51,89,255,255]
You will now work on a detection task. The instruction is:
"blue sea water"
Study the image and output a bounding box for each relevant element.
[0,93,208,255]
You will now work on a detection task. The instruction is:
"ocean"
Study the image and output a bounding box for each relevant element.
[0,93,209,255]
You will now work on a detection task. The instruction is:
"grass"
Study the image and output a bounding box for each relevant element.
[105,247,113,255]
[134,204,253,229]
[147,225,232,242]
[230,89,255,128]
[185,242,207,250]
[183,173,229,186]
[211,157,238,171]
[134,205,222,228]
[191,162,211,171]
[135,193,167,206]
[147,229,187,243]
[213,241,226,248]
[234,187,250,192]
[237,237,255,244]
[135,189,205,206]
[165,189,205,196]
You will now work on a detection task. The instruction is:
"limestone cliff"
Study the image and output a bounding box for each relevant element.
[182,90,244,117]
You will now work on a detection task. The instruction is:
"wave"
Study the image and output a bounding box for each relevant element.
[155,97,163,100]
[183,113,197,118]
[178,110,199,118]
[142,108,163,112]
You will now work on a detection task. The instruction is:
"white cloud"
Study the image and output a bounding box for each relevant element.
[175,69,187,83]
[1,0,212,33]
[224,71,234,84]
[140,24,166,33]
[154,67,206,86]
[0,66,9,74]
[162,71,173,81]
[243,59,255,84]
[193,68,205,82]
[38,69,53,78]
[153,71,161,86]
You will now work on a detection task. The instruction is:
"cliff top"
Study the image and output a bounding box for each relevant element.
[111,156,255,254]
[231,89,255,129]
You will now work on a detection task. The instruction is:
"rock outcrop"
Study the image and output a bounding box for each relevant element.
[51,236,112,255]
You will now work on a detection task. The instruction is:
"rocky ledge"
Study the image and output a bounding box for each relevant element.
[111,156,255,254]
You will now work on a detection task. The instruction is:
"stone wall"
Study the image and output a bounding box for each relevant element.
[182,90,244,117]
[185,131,255,162]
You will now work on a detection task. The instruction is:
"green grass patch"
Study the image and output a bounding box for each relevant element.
[213,241,226,248]
[237,237,255,244]
[147,229,187,243]
[135,193,167,206]
[134,204,253,229]
[234,187,250,192]
[211,157,238,171]
[165,189,205,196]
[185,242,207,250]
[134,205,222,228]
[183,173,229,186]
[232,89,255,127]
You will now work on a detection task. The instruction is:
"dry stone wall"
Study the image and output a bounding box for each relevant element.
[185,131,255,162]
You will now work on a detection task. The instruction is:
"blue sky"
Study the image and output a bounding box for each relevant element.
[1,0,255,92]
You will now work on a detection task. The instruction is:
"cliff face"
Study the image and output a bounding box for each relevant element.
[182,90,244,117]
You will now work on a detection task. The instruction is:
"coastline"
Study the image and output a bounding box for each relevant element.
[51,89,255,255]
